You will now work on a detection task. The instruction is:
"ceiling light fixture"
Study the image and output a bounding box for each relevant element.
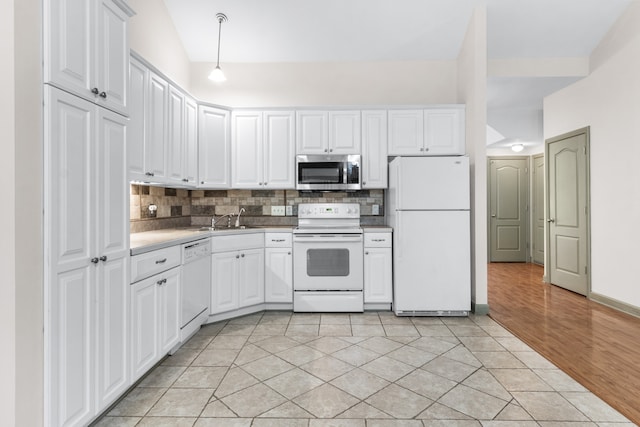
[511,143,524,153]
[208,13,228,82]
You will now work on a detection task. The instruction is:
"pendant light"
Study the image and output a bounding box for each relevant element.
[208,13,228,82]
[511,143,524,152]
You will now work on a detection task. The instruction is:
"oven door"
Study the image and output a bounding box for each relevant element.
[293,233,363,291]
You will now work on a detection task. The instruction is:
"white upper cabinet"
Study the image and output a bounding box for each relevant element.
[145,71,169,181]
[128,56,147,181]
[361,110,388,189]
[198,105,231,188]
[423,108,465,155]
[388,110,424,155]
[296,110,361,154]
[166,86,185,185]
[329,111,361,154]
[232,110,295,189]
[44,0,134,116]
[388,107,465,156]
[184,97,199,185]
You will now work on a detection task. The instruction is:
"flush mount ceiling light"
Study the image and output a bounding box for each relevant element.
[511,143,524,152]
[208,13,228,82]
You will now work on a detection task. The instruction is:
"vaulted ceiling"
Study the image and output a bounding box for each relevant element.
[162,0,632,149]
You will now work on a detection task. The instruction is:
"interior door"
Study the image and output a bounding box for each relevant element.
[546,128,589,295]
[532,155,545,265]
[489,158,528,262]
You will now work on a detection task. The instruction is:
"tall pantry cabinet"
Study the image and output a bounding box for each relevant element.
[43,1,135,426]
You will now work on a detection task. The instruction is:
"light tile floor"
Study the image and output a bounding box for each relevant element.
[97,312,634,427]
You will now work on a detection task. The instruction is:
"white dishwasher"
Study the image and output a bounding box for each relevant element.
[181,238,211,342]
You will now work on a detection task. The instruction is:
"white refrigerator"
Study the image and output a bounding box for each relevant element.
[387,156,471,315]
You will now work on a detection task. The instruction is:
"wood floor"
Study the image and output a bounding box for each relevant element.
[488,262,640,425]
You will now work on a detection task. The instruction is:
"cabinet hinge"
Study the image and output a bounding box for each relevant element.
[525,167,528,174]
[583,146,587,155]
[585,266,588,274]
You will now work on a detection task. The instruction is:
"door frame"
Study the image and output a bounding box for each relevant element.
[487,156,530,262]
[531,153,545,265]
[544,127,591,293]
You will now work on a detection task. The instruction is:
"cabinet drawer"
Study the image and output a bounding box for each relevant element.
[212,232,264,253]
[264,232,292,247]
[364,233,392,247]
[131,245,181,283]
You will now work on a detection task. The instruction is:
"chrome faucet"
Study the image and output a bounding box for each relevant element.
[235,208,246,228]
[211,213,235,229]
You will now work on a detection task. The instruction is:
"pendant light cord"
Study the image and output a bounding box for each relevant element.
[216,16,223,67]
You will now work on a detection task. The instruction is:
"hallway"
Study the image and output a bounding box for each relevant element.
[488,262,640,425]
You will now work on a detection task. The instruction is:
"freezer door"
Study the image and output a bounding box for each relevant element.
[391,156,469,210]
[393,210,471,313]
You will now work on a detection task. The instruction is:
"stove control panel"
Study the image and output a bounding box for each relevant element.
[297,203,360,219]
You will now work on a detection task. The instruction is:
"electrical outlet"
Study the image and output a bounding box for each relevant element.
[372,204,380,215]
[271,206,285,216]
[285,205,293,216]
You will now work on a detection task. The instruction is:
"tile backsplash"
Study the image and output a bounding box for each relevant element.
[130,185,385,233]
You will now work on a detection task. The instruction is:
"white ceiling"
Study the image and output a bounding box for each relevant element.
[162,0,632,148]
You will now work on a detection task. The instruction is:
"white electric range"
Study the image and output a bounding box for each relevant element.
[292,203,364,312]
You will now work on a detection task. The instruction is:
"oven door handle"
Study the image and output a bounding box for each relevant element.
[294,235,363,243]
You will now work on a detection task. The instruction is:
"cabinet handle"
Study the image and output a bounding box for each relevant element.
[365,251,369,255]
[91,257,99,264]
[99,92,107,99]
[182,178,188,182]
[420,148,424,152]
[287,252,291,255]
[425,147,429,152]
[241,253,245,258]
[99,255,107,262]
[329,149,333,152]
[155,258,167,264]
[145,172,155,177]
[272,239,285,242]
[363,182,366,185]
[324,149,328,153]
[236,255,240,259]
[91,87,99,95]
[372,239,385,242]
[157,278,167,285]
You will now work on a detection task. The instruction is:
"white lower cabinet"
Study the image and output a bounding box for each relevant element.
[130,265,181,382]
[264,233,293,303]
[364,232,393,307]
[211,234,265,314]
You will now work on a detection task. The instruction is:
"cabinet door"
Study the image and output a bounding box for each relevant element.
[264,248,293,303]
[46,87,96,426]
[424,108,465,155]
[239,249,265,307]
[146,71,168,180]
[211,252,239,313]
[95,256,129,409]
[388,110,424,155]
[296,111,328,154]
[199,106,230,188]
[264,111,295,188]
[329,111,361,154]
[166,86,185,184]
[364,247,393,303]
[232,111,263,188]
[130,276,159,381]
[44,0,93,101]
[128,56,147,181]
[361,111,388,189]
[159,267,181,354]
[184,97,198,185]
[94,0,129,115]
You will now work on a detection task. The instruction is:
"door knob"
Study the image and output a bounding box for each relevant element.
[491,213,496,218]
[91,87,99,95]
[91,257,99,264]
[99,92,107,99]
[547,218,555,223]
[99,255,108,262]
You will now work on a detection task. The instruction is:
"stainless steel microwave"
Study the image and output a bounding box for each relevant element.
[296,155,361,191]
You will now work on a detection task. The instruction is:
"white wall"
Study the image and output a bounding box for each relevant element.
[2,0,44,426]
[190,60,458,107]
[457,6,488,313]
[128,0,191,89]
[0,1,17,425]
[544,1,640,309]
